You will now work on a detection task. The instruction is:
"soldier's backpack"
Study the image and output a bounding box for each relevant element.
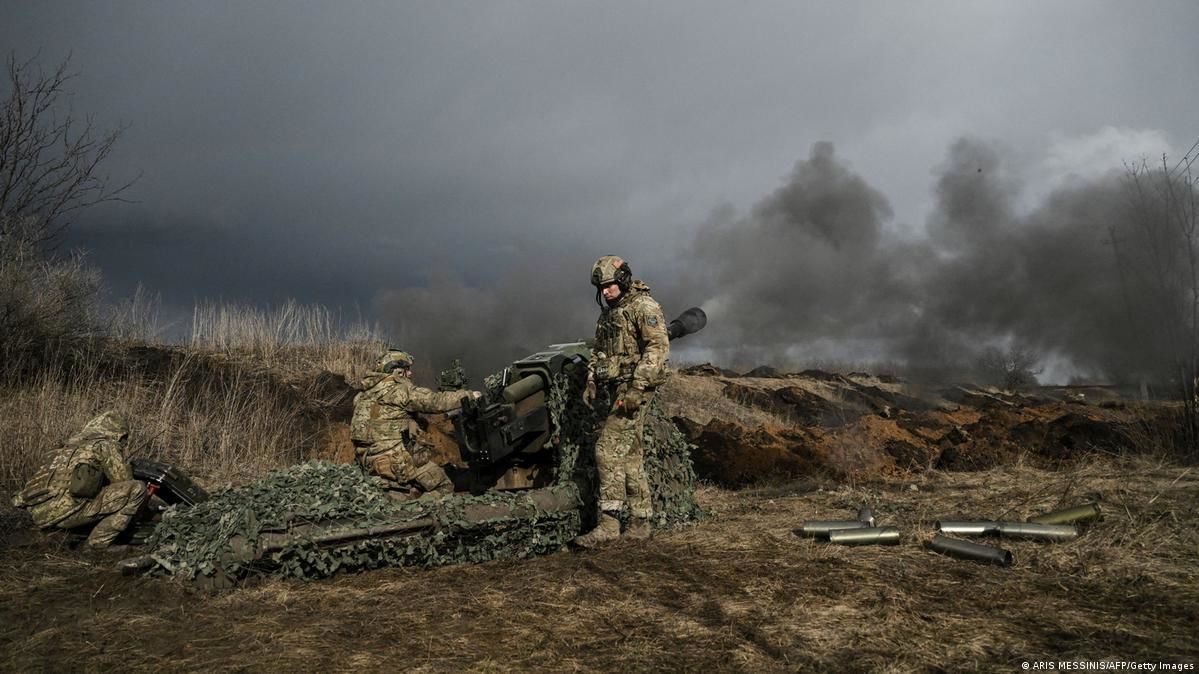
[69,462,105,499]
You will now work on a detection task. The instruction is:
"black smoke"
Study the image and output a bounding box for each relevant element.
[689,138,1194,384]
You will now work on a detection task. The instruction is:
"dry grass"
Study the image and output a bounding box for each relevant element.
[661,373,796,428]
[1,457,1195,672]
[1,300,386,496]
[189,298,386,381]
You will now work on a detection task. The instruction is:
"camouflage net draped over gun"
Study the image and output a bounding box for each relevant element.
[145,372,698,583]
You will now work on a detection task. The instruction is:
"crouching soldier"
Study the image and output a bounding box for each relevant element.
[11,411,147,551]
[351,349,481,497]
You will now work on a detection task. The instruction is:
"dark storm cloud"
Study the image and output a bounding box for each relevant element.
[2,2,1198,378]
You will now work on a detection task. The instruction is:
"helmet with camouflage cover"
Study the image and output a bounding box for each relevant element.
[376,349,415,375]
[74,411,130,442]
[590,255,632,291]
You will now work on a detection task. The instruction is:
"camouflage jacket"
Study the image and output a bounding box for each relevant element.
[351,373,471,454]
[591,280,670,390]
[11,427,133,528]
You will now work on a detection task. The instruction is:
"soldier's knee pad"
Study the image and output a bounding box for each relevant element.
[413,462,451,493]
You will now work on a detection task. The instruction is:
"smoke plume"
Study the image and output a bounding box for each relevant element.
[375,137,1194,386]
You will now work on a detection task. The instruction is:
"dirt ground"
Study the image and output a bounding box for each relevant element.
[3,458,1196,673]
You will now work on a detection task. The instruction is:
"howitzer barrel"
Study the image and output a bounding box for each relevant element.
[668,307,707,341]
[502,374,545,403]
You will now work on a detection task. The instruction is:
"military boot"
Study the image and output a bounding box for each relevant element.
[625,517,652,540]
[572,513,621,548]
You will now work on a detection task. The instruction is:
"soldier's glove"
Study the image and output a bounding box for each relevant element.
[583,374,597,408]
[616,388,647,414]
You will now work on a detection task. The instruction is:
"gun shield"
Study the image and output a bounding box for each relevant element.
[927,535,1013,566]
[794,520,869,539]
[857,505,876,527]
[1028,503,1101,525]
[828,526,899,546]
[935,520,1000,536]
[996,522,1078,542]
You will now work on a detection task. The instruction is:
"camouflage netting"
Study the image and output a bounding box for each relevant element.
[145,368,698,583]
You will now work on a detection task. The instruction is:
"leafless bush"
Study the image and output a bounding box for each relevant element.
[0,214,101,368]
[973,344,1043,391]
[1114,152,1198,452]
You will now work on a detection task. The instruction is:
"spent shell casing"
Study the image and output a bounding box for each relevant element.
[857,505,876,527]
[794,520,869,539]
[934,520,1000,536]
[1028,502,1101,525]
[828,526,900,546]
[926,535,1013,566]
[995,522,1078,542]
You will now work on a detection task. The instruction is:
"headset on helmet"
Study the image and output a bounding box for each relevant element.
[376,349,415,374]
[591,255,632,306]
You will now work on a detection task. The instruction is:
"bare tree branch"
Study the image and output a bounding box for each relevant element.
[0,52,137,247]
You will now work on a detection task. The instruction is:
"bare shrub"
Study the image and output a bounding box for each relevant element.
[973,344,1043,391]
[0,214,101,367]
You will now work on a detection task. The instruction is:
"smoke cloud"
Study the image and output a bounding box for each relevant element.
[380,137,1194,386]
[689,137,1193,383]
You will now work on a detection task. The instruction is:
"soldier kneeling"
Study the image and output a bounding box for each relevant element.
[11,411,147,552]
[351,350,481,497]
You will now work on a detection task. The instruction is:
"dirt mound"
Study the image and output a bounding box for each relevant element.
[663,371,1181,486]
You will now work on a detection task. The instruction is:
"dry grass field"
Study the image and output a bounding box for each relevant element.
[2,304,1197,672]
[2,459,1196,672]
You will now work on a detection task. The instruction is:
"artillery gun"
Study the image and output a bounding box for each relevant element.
[138,307,707,585]
[450,306,707,491]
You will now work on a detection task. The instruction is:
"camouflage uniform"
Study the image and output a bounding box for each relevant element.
[351,351,477,496]
[575,256,670,546]
[10,412,147,548]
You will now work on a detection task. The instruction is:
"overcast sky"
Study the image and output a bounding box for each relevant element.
[2,1,1197,377]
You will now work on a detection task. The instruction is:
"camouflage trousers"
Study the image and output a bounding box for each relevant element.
[56,480,147,547]
[595,396,653,519]
[357,442,452,495]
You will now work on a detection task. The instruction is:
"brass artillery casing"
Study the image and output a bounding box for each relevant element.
[927,535,1013,566]
[857,505,876,527]
[935,520,1000,536]
[1028,503,1101,525]
[828,526,899,546]
[501,374,545,403]
[794,520,869,539]
[996,522,1078,542]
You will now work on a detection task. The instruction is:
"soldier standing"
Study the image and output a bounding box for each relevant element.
[351,349,481,497]
[573,255,670,547]
[11,411,147,550]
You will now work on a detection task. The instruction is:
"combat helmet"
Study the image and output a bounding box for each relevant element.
[376,349,415,375]
[591,255,633,307]
[74,411,130,442]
